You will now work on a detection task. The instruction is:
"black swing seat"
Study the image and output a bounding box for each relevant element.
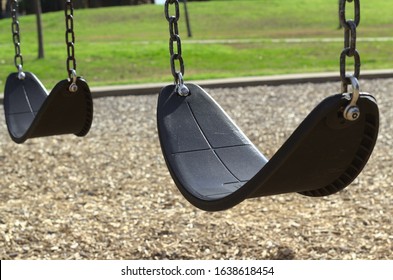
[157,83,379,211]
[4,72,93,143]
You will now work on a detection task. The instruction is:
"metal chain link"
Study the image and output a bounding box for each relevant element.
[65,0,78,92]
[339,0,361,93]
[339,0,361,121]
[165,0,189,96]
[10,0,25,80]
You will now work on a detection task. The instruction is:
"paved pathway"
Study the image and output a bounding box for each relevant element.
[183,37,393,44]
[119,37,393,45]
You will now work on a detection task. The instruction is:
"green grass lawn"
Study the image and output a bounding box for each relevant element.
[0,0,392,89]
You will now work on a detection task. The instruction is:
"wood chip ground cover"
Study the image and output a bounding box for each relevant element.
[0,79,392,259]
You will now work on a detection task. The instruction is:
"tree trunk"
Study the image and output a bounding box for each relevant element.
[33,0,45,59]
[0,0,3,19]
[6,0,11,17]
[183,0,192,37]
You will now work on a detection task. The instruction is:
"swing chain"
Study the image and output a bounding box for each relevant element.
[339,0,360,91]
[10,0,25,80]
[165,0,190,96]
[339,0,361,121]
[65,0,78,92]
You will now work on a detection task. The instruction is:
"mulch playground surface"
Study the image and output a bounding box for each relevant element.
[1,79,392,259]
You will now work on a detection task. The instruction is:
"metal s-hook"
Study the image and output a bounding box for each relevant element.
[68,69,78,92]
[176,72,190,96]
[17,65,26,80]
[343,75,360,121]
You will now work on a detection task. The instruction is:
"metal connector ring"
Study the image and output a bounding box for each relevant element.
[69,69,78,93]
[343,75,360,121]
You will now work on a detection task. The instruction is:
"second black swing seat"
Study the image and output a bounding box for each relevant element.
[3,0,93,144]
[157,84,379,211]
[4,72,93,144]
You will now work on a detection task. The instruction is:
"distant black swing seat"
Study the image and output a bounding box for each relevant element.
[157,84,379,211]
[3,0,93,144]
[4,72,93,144]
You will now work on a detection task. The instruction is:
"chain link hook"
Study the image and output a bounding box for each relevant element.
[11,0,25,79]
[165,0,189,97]
[343,75,360,121]
[176,72,190,96]
[68,69,78,93]
[339,0,361,121]
[17,65,25,80]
